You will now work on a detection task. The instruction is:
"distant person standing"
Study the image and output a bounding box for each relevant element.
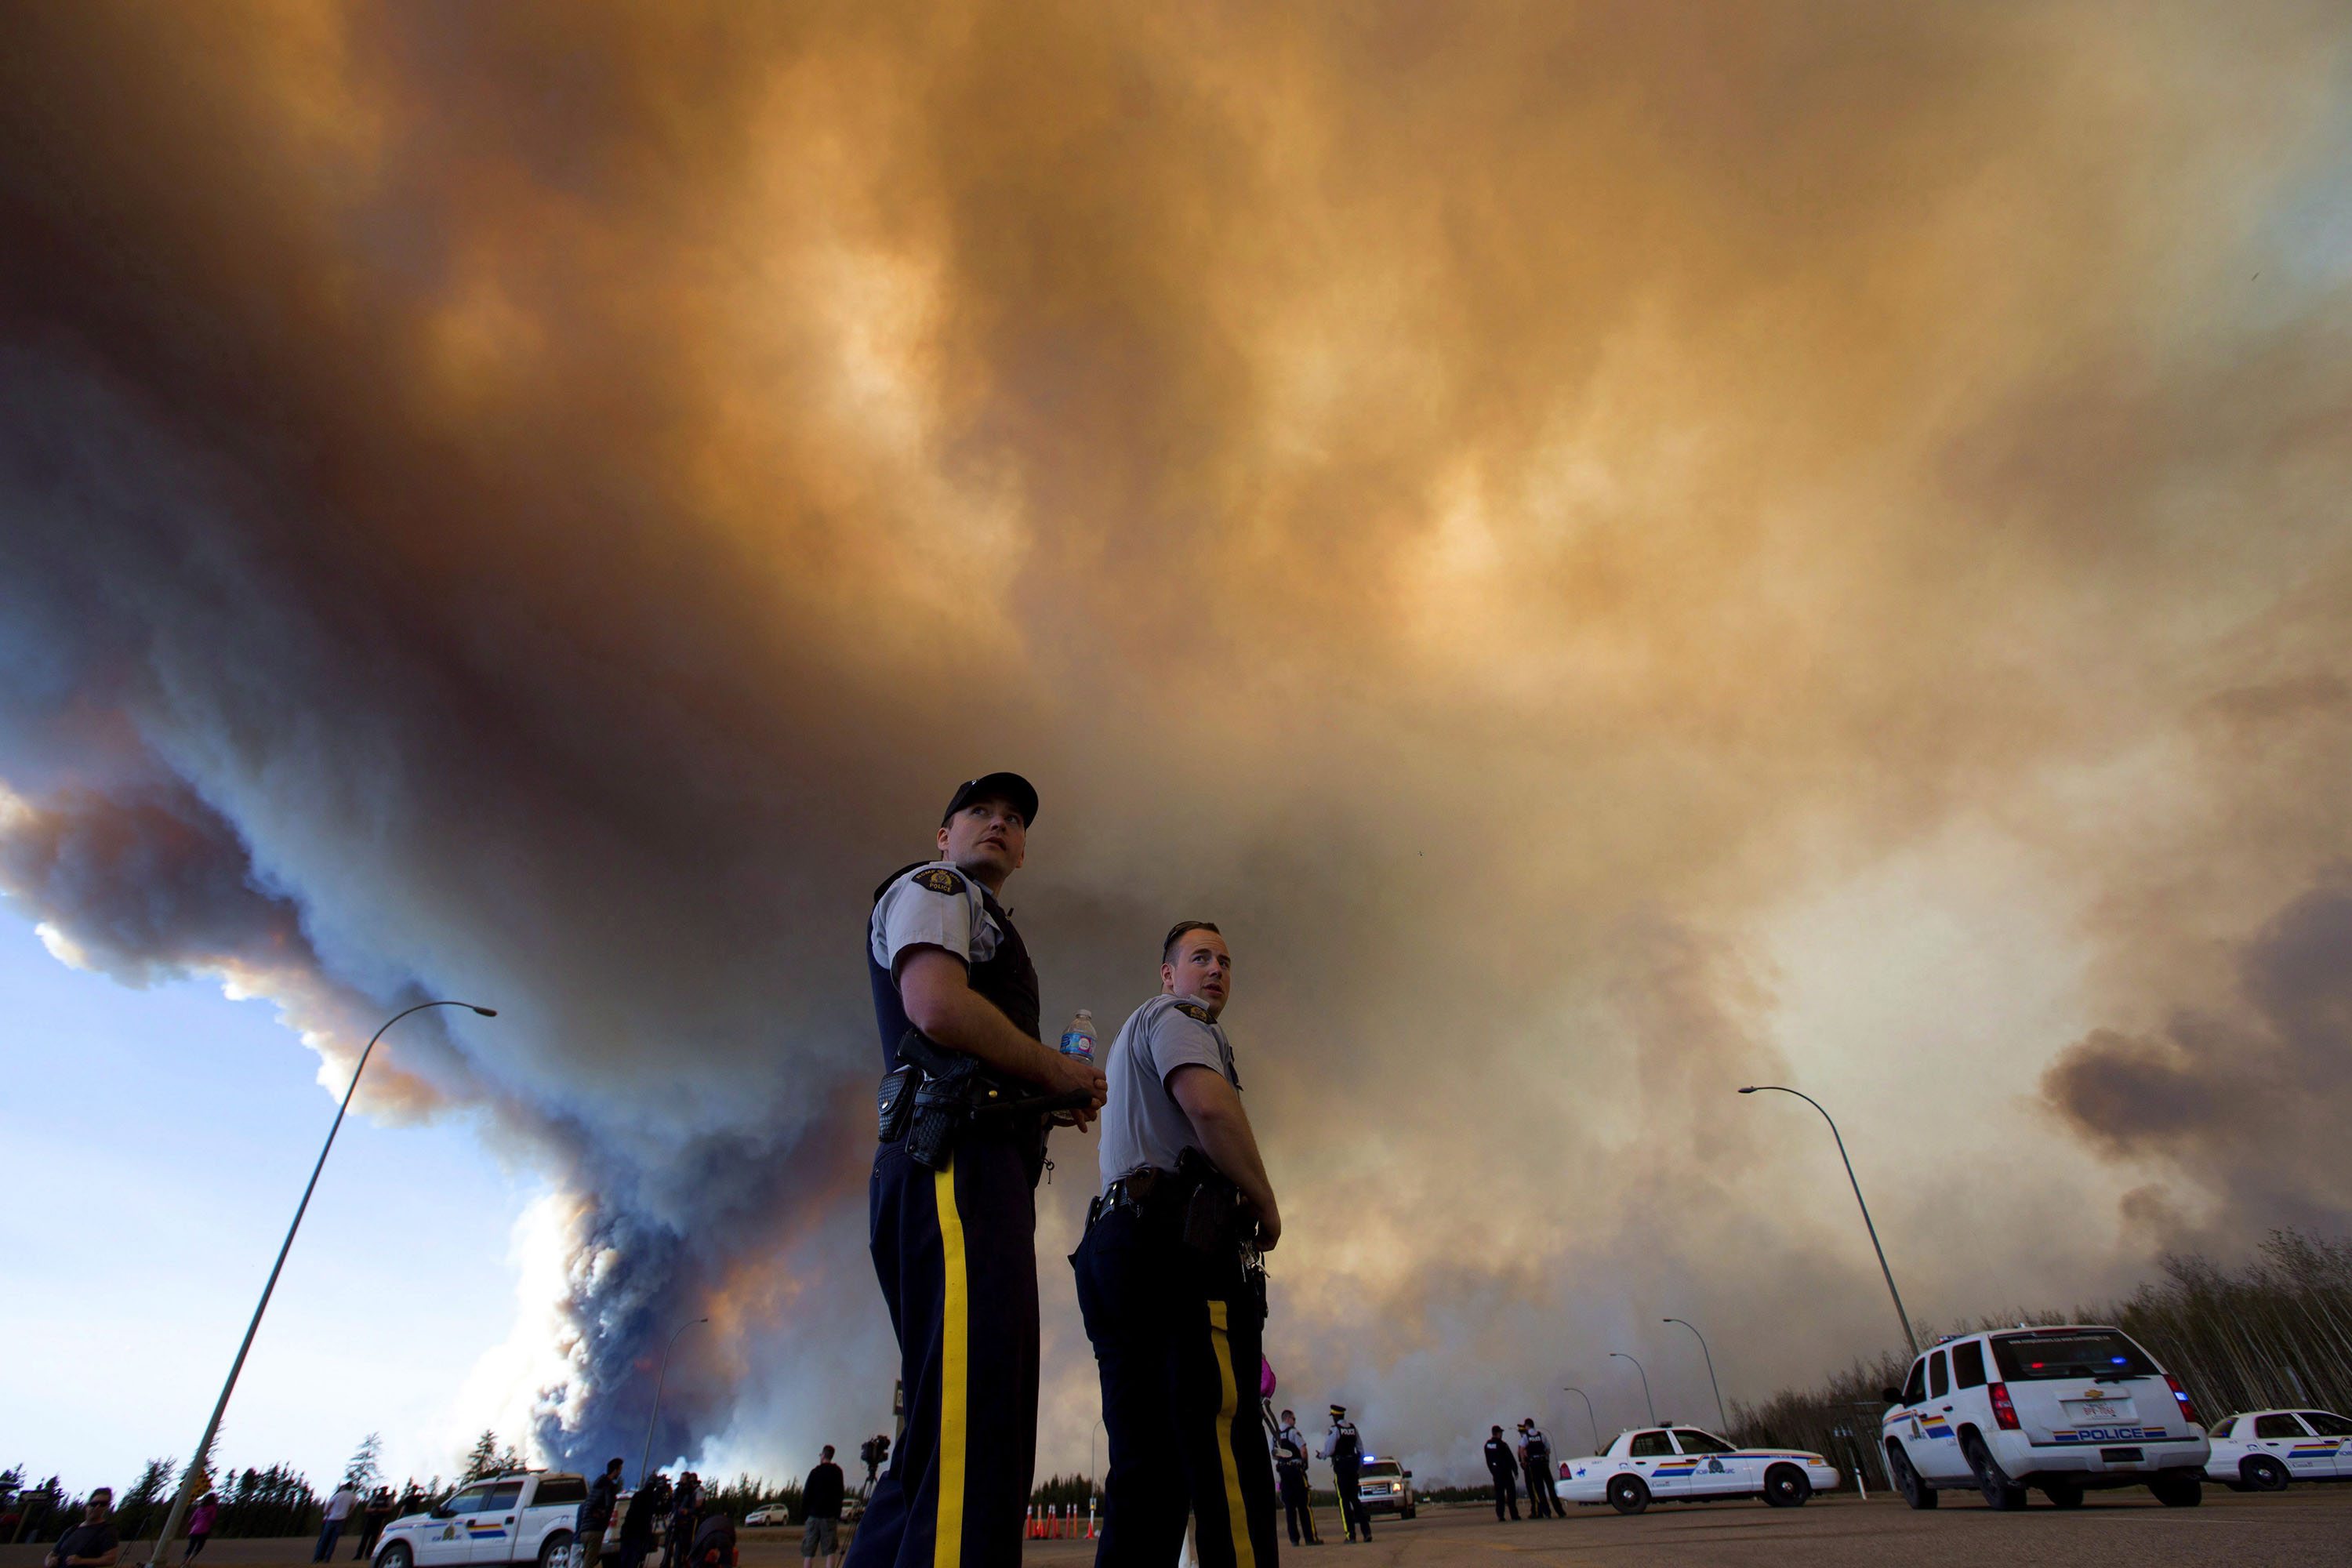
[182,1494,219,1566]
[354,1488,394,1559]
[1272,1411,1316,1548]
[578,1461,625,1568]
[1483,1428,1520,1521]
[1322,1408,1370,1544]
[799,1447,844,1568]
[1517,1424,1558,1519]
[664,1475,702,1568]
[315,1483,361,1562]
[43,1488,118,1568]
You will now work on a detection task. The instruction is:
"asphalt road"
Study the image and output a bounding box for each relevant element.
[16,1490,2347,1568]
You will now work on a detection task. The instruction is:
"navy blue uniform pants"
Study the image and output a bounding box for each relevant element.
[1489,1470,1519,1520]
[845,1136,1039,1568]
[1524,1460,1559,1517]
[1073,1206,1279,1568]
[1331,1465,1369,1541]
[1276,1472,1313,1545]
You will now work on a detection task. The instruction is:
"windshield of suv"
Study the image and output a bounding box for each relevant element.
[1357,1461,1400,1479]
[1990,1329,2158,1381]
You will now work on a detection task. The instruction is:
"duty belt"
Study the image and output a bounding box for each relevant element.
[877,1029,1089,1171]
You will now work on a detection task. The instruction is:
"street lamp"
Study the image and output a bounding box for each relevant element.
[1610,1352,1656,1425]
[1559,1387,1600,1455]
[1663,1319,1729,1431]
[1738,1085,1919,1354]
[641,1317,711,1485]
[147,1000,498,1568]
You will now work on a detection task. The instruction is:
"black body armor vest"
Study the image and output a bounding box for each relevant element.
[867,861,1042,1072]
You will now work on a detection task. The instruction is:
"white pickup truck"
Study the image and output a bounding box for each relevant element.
[373,1472,590,1568]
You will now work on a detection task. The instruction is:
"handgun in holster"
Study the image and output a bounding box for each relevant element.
[878,1029,1093,1171]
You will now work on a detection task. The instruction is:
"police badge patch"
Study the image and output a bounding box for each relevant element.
[1174,1001,1212,1022]
[914,867,964,895]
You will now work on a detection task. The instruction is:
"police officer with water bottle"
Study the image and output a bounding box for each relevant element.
[1074,920,1282,1568]
[850,773,1107,1568]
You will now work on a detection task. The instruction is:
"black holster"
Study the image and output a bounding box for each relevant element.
[878,1030,1090,1176]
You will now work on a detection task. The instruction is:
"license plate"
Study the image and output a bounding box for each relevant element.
[2067,1400,2122,1421]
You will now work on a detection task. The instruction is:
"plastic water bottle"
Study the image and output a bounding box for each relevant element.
[1054,1009,1096,1125]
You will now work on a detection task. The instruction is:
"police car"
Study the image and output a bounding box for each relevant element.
[1556,1427,1839,1514]
[1881,1325,2209,1509]
[373,1472,589,1568]
[2205,1409,2352,1490]
[1349,1457,1416,1520]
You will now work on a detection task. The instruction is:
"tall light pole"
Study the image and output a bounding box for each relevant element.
[1559,1387,1600,1455]
[1663,1319,1728,1431]
[641,1317,710,1485]
[1739,1085,1920,1354]
[1610,1352,1656,1425]
[147,1000,497,1568]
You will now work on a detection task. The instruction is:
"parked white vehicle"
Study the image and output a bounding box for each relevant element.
[374,1472,590,1568]
[1882,1326,2210,1511]
[1557,1426,1838,1515]
[1349,1457,1416,1519]
[2205,1409,2352,1490]
[743,1506,793,1527]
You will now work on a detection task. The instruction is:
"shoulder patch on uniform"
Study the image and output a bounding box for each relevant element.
[1174,1000,1212,1023]
[913,867,965,896]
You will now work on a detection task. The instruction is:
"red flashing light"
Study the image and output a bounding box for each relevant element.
[1988,1383,2020,1432]
[2165,1375,2198,1428]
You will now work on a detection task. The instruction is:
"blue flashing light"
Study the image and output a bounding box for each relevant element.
[2111,1356,2129,1364]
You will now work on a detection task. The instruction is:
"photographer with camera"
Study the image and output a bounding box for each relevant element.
[1073,921,1281,1568]
[851,773,1106,1568]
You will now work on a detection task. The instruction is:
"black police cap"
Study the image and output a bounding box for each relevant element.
[942,771,1038,827]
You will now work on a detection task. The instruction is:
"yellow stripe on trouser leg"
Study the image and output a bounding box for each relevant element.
[1206,1301,1256,1568]
[934,1158,967,1568]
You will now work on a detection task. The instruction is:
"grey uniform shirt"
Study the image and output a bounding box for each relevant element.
[1096,992,1240,1192]
[869,862,1005,973]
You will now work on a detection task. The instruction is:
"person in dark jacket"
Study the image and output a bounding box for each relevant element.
[662,1476,702,1568]
[577,1461,625,1568]
[798,1449,845,1568]
[1483,1428,1521,1521]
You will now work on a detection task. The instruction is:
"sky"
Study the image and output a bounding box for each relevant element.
[3,0,2350,1496]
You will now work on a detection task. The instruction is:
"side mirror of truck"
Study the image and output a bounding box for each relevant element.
[1881,1388,1901,1405]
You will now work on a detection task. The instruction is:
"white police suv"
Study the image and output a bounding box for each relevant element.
[2205,1408,2352,1490]
[1882,1326,2209,1510]
[1557,1427,1839,1514]
[373,1472,589,1568]
[1351,1457,1417,1519]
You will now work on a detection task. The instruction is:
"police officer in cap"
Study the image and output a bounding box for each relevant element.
[1322,1407,1370,1543]
[850,773,1107,1568]
[1272,1410,1316,1548]
[1482,1428,1520,1522]
[1074,920,1281,1568]
[1518,1421,1559,1519]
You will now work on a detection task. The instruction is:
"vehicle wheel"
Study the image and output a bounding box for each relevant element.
[2242,1455,2290,1493]
[376,1544,412,1568]
[1962,1434,2029,1511]
[1888,1445,1938,1511]
[538,1530,573,1568]
[1761,1465,1812,1508]
[1606,1475,1650,1515]
[2043,1480,2084,1508]
[1401,1505,1416,1520]
[2150,1474,2202,1508]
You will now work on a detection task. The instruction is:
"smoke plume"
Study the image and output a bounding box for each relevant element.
[4,1,2350,1478]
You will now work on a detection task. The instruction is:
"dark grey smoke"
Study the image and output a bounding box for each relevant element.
[2043,877,2352,1236]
